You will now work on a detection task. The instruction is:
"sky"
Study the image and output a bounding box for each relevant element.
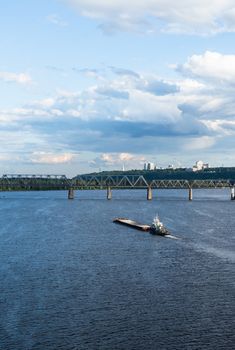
[1,0,235,176]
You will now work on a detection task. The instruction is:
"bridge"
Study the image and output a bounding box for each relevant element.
[0,174,235,200]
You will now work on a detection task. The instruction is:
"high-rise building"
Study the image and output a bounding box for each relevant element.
[192,160,209,171]
[144,162,155,170]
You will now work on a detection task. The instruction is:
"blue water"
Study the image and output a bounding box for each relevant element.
[0,189,234,350]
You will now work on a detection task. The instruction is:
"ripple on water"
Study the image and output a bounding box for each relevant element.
[0,189,234,350]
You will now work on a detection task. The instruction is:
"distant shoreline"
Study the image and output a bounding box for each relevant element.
[76,166,235,181]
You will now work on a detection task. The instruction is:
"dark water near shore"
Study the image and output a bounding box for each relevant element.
[0,189,234,350]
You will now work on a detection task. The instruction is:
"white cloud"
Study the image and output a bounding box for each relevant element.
[100,153,135,163]
[64,0,235,34]
[31,152,74,164]
[0,56,230,134]
[203,120,235,136]
[185,136,216,150]
[120,89,181,123]
[2,50,235,170]
[91,152,146,168]
[176,51,235,83]
[0,71,32,84]
[2,74,181,125]
[119,153,135,161]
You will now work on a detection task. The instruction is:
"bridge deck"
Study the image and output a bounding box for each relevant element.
[0,174,234,191]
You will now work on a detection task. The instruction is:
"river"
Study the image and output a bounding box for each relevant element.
[0,189,234,349]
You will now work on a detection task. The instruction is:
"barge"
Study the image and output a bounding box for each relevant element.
[113,218,150,232]
[113,216,169,236]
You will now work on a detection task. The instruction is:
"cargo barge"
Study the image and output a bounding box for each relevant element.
[113,218,150,232]
[113,216,169,236]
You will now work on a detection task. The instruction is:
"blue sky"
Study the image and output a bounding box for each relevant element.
[1,0,235,176]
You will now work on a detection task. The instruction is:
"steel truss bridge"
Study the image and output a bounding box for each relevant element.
[0,174,70,191]
[73,175,234,189]
[0,174,235,200]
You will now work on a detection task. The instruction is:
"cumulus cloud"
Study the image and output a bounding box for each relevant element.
[184,136,216,151]
[63,0,235,35]
[137,78,179,96]
[203,120,235,136]
[0,71,32,84]
[96,86,129,99]
[31,152,74,164]
[90,152,145,169]
[101,153,134,163]
[176,51,235,83]
[2,50,235,171]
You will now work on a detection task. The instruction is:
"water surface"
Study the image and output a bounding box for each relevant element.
[0,189,234,349]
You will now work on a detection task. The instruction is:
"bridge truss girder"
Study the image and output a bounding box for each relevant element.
[0,174,234,191]
[72,175,233,190]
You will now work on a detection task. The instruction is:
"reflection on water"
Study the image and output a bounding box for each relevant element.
[0,189,234,350]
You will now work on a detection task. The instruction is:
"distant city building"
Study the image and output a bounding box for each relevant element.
[144,162,155,170]
[192,160,209,171]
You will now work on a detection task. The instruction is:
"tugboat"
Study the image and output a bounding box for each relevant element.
[149,216,169,236]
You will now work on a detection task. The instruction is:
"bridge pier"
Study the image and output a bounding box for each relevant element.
[147,186,152,200]
[68,188,74,200]
[188,188,193,201]
[231,187,235,200]
[107,186,112,200]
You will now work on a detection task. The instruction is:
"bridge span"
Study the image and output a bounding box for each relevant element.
[0,174,235,200]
